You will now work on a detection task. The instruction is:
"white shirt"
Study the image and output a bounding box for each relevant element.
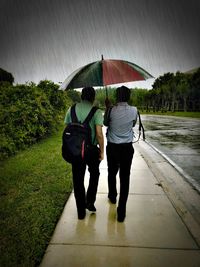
[106,102,137,144]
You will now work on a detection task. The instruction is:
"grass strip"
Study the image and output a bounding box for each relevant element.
[0,126,73,267]
[141,111,200,118]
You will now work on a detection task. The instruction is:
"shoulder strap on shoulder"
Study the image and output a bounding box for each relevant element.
[70,104,78,123]
[83,106,98,125]
[137,111,145,140]
[103,106,113,126]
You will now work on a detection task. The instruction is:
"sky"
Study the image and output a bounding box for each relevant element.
[0,0,200,89]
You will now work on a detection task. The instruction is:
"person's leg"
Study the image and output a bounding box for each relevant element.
[106,143,119,203]
[86,146,100,211]
[118,144,134,221]
[72,160,86,219]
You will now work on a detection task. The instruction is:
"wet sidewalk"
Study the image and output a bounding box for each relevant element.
[40,140,200,267]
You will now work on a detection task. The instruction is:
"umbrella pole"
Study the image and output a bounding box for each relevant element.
[105,86,108,98]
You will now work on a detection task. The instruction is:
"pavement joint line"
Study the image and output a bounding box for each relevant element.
[49,243,200,251]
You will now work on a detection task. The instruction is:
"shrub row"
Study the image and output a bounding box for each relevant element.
[0,80,71,160]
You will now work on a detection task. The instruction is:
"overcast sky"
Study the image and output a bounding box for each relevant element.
[0,0,200,88]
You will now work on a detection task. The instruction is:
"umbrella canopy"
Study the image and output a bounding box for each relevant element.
[59,56,153,90]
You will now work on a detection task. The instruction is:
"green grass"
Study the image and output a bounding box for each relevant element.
[141,111,200,118]
[0,126,73,267]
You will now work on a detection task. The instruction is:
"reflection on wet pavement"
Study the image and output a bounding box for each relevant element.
[140,115,200,187]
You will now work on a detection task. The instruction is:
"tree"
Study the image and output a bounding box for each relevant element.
[0,68,14,84]
[153,72,174,90]
[176,73,190,111]
[189,68,200,111]
[152,72,176,111]
[66,89,81,103]
[37,80,71,113]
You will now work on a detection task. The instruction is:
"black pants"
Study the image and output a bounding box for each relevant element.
[72,146,100,216]
[106,142,134,212]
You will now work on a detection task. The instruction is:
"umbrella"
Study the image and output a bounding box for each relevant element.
[59,55,153,91]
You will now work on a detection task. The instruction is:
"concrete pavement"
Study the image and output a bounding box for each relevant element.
[40,138,200,267]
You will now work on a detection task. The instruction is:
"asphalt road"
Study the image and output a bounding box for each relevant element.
[140,115,200,189]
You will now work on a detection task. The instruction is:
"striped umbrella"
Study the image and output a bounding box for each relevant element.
[59,55,153,91]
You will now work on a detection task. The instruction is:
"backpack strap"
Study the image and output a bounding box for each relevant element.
[71,104,98,125]
[104,106,113,126]
[70,104,78,123]
[83,106,98,125]
[137,111,145,140]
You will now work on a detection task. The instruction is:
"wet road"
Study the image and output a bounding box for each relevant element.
[139,115,200,189]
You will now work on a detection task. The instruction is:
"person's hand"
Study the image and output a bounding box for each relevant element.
[99,151,104,161]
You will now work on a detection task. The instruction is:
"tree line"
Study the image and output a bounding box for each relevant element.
[145,68,200,112]
[94,68,200,112]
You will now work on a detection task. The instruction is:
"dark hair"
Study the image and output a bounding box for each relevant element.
[116,86,131,102]
[81,87,95,103]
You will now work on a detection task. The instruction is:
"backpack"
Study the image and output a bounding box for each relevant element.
[62,104,98,163]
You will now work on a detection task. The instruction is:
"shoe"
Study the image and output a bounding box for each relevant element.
[78,214,85,220]
[86,203,96,212]
[108,196,116,204]
[117,207,126,222]
[78,210,86,220]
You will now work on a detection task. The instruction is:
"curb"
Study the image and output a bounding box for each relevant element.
[145,139,200,194]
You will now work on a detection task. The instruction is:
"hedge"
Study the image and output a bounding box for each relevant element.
[0,80,71,160]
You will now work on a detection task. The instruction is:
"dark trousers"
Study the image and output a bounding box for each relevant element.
[71,146,100,216]
[106,142,134,212]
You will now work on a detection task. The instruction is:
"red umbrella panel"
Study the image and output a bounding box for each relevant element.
[103,59,152,85]
[59,58,153,90]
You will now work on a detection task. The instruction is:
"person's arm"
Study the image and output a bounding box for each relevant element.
[96,125,104,161]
